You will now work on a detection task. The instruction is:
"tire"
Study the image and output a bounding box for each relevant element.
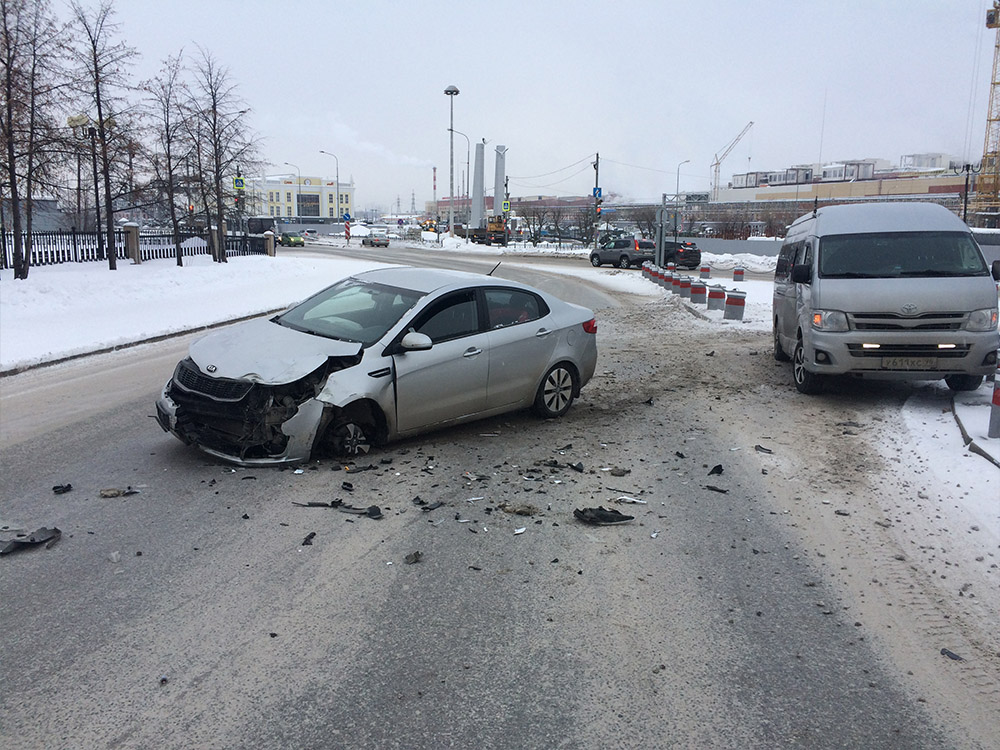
[533,364,577,418]
[792,338,823,394]
[944,374,983,392]
[590,255,602,267]
[327,418,372,457]
[773,323,790,361]
[618,256,631,269]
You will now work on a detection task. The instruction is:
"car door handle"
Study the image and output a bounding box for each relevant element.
[463,347,483,358]
[535,328,551,337]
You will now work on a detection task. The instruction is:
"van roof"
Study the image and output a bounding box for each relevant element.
[790,202,969,236]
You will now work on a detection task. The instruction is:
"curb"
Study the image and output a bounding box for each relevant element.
[0,307,285,379]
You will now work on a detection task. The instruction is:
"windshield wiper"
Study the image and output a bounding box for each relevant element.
[898,269,973,277]
[821,272,880,278]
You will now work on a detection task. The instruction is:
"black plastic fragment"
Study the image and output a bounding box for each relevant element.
[940,648,964,661]
[573,507,634,525]
[0,526,62,555]
[708,464,723,476]
[302,532,316,546]
[52,484,73,494]
[704,485,729,494]
[421,501,444,512]
[754,444,774,454]
[404,551,422,564]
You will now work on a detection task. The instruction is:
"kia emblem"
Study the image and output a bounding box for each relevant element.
[207,364,217,373]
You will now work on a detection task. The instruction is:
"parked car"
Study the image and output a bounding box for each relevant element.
[590,238,655,268]
[663,240,702,269]
[278,232,304,247]
[155,267,599,465]
[773,202,1000,394]
[362,234,389,247]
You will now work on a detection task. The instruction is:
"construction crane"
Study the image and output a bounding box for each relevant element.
[976,1,1000,224]
[710,121,754,201]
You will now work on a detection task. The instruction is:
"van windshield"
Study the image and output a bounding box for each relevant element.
[819,231,988,278]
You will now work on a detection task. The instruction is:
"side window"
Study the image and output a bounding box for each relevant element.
[486,288,546,328]
[776,244,795,280]
[413,291,479,343]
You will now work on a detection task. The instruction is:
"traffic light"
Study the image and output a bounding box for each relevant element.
[596,197,603,216]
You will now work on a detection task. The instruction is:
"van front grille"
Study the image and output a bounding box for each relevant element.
[849,312,965,331]
[846,343,971,359]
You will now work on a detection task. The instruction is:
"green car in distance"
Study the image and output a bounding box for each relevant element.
[279,232,304,247]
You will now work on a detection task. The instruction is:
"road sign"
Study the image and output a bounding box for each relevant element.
[502,200,510,212]
[593,187,602,198]
[342,213,351,221]
[398,219,404,226]
[233,177,245,190]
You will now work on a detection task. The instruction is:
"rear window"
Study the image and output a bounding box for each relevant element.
[637,241,655,249]
[819,231,988,278]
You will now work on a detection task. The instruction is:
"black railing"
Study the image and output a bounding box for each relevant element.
[138,229,211,262]
[2,229,128,268]
[224,233,267,256]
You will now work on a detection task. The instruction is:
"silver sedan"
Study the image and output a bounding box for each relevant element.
[155,267,598,465]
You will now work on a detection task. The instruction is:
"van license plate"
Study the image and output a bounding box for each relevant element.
[882,357,936,370]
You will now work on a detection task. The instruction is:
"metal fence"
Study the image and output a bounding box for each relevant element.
[2,229,128,269]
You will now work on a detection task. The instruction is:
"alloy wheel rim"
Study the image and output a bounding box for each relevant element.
[544,368,572,412]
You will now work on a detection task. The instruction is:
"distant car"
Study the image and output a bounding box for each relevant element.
[278,232,304,247]
[590,238,655,268]
[663,240,701,269]
[362,234,389,247]
[155,267,599,465]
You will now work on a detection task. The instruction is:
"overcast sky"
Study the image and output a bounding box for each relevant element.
[64,0,997,212]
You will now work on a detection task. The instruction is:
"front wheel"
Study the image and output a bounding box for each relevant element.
[533,364,577,418]
[327,418,372,457]
[793,338,823,394]
[590,255,602,267]
[618,256,631,269]
[944,374,983,392]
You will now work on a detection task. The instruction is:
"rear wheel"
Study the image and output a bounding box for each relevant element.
[533,364,577,418]
[618,256,631,269]
[793,338,823,394]
[590,255,601,267]
[944,374,983,392]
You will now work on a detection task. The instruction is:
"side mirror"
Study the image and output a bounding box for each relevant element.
[992,259,1000,281]
[791,264,812,284]
[400,331,432,351]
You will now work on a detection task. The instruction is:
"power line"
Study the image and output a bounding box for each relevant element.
[509,154,596,180]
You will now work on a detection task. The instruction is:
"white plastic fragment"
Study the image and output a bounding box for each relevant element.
[466,497,484,503]
[616,496,647,505]
[293,469,304,474]
[650,530,660,539]
[514,527,526,535]
[109,551,121,563]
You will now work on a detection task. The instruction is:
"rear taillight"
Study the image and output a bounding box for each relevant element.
[582,318,597,334]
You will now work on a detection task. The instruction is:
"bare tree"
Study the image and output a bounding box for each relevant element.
[142,52,186,265]
[513,200,549,246]
[1,0,64,279]
[68,0,137,270]
[629,205,657,239]
[187,47,256,263]
[549,204,567,249]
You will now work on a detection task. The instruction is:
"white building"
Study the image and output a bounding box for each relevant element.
[247,175,355,221]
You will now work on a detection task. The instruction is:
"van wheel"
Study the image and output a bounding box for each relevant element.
[944,374,983,392]
[618,256,631,269]
[773,324,790,362]
[590,255,602,267]
[793,338,823,394]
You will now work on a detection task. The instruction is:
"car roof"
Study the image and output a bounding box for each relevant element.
[791,202,969,236]
[354,266,539,296]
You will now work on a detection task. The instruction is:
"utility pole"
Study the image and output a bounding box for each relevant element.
[593,153,600,253]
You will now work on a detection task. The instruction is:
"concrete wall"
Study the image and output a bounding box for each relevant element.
[694,237,783,257]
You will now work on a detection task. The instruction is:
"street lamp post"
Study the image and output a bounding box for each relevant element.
[319,150,341,227]
[444,85,459,237]
[284,161,300,224]
[68,115,106,265]
[448,127,470,243]
[674,159,690,245]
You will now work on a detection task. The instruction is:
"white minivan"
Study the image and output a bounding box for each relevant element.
[773,202,1000,394]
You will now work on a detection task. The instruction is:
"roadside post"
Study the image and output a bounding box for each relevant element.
[724,290,747,320]
[989,365,1000,438]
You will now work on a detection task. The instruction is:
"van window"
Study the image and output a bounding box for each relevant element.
[818,232,988,279]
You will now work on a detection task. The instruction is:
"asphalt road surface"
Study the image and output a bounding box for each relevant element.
[1,248,995,749]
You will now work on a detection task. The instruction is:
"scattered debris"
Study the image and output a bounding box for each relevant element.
[52,484,73,495]
[704,485,729,494]
[609,467,630,477]
[404,551,422,564]
[421,501,444,512]
[644,397,654,405]
[293,469,304,475]
[940,648,964,662]
[569,462,584,473]
[499,502,539,516]
[0,526,62,556]
[514,527,526,535]
[705,350,715,357]
[650,530,660,539]
[554,443,573,452]
[836,421,862,429]
[708,464,724,476]
[615,496,647,505]
[301,532,316,546]
[341,482,354,492]
[754,444,773,454]
[109,551,121,563]
[241,476,257,481]
[834,509,851,517]
[675,451,685,459]
[573,507,635,525]
[159,676,169,685]
[292,499,382,519]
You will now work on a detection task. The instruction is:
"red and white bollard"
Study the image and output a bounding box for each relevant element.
[707,285,726,311]
[679,276,692,298]
[700,265,711,279]
[690,279,707,305]
[989,366,1000,439]
[724,290,747,320]
[733,267,745,281]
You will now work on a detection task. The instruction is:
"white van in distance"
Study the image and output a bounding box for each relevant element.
[773,202,1000,394]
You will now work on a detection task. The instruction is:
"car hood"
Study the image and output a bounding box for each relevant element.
[814,276,998,314]
[188,318,363,384]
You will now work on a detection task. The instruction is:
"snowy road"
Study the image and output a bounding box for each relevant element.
[2,250,998,748]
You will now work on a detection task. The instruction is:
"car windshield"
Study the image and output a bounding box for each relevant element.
[819,231,988,278]
[285,232,301,238]
[275,277,424,346]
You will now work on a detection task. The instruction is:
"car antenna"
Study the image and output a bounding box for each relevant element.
[812,197,818,217]
[487,261,501,276]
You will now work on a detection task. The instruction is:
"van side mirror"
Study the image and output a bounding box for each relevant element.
[992,259,1000,281]
[791,264,812,284]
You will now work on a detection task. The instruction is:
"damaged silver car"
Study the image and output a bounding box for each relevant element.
[155,266,598,465]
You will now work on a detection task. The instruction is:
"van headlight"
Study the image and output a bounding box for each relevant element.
[811,310,849,331]
[966,308,998,332]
